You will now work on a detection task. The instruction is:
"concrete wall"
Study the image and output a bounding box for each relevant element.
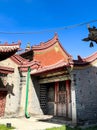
[74,63,97,124]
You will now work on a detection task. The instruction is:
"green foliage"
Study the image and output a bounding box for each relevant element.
[84,125,97,130]
[0,124,15,130]
[46,125,97,130]
[46,125,81,130]
[46,125,66,130]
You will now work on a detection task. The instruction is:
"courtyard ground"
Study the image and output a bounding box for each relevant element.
[0,115,63,130]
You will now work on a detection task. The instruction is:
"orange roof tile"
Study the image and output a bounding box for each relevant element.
[32,34,72,66]
[18,34,73,74]
[31,60,69,75]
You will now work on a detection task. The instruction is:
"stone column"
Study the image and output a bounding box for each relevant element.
[71,73,77,124]
[54,82,59,116]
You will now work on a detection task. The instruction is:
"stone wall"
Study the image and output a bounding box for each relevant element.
[17,71,43,116]
[30,77,43,115]
[0,58,44,117]
[74,64,97,124]
[18,72,27,116]
[0,58,21,117]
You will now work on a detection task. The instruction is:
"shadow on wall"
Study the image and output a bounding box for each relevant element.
[0,78,5,88]
[6,83,15,96]
[31,77,50,115]
[0,77,15,96]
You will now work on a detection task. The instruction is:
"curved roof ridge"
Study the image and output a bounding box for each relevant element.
[0,66,14,74]
[0,40,21,46]
[26,59,41,66]
[42,59,67,68]
[31,59,69,75]
[0,41,20,52]
[18,59,42,72]
[82,52,97,62]
[32,33,59,50]
[58,39,72,58]
[0,41,21,61]
[32,33,72,58]
[74,52,97,66]
[10,54,29,65]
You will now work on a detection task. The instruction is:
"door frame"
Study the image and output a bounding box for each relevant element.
[54,80,71,118]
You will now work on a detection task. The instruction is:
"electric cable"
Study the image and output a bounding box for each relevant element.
[0,19,97,35]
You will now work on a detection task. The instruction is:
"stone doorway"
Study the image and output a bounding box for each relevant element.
[40,80,71,119]
[55,81,72,118]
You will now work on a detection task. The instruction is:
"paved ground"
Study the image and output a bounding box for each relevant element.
[0,115,63,130]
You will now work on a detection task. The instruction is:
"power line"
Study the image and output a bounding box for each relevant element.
[0,19,97,35]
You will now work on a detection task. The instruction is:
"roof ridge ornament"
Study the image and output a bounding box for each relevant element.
[54,33,58,40]
[82,25,97,47]
[25,42,31,51]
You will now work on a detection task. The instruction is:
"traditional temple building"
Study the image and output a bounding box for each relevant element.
[0,35,97,125]
[20,34,73,120]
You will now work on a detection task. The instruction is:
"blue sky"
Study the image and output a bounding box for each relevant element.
[0,0,97,59]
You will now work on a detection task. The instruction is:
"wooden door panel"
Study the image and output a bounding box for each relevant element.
[57,103,66,116]
[57,92,66,116]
